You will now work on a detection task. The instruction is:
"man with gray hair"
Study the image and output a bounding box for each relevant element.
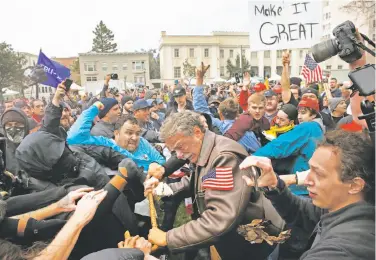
[147,109,284,260]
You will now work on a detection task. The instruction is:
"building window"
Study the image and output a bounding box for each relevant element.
[277,50,283,58]
[264,66,271,78]
[189,48,195,58]
[132,61,145,70]
[134,76,144,83]
[264,51,270,58]
[86,76,97,82]
[338,65,343,69]
[174,49,179,58]
[102,63,107,71]
[276,66,283,75]
[112,63,118,71]
[84,63,96,72]
[326,65,332,70]
[230,50,234,58]
[122,63,128,70]
[251,66,259,76]
[204,48,209,57]
[251,52,257,59]
[220,49,224,58]
[174,67,181,78]
[220,66,225,77]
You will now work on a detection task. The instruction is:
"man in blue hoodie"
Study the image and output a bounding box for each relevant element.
[254,97,325,191]
[67,102,165,171]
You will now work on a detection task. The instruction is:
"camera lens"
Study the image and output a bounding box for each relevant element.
[311,39,339,63]
[111,73,118,80]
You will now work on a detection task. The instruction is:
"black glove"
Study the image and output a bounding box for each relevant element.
[118,159,146,183]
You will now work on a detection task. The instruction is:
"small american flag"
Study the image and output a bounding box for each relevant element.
[202,167,234,191]
[301,54,323,84]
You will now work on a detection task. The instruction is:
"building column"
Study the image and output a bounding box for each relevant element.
[258,51,264,77]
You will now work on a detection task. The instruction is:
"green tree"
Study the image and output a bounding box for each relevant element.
[92,21,118,53]
[226,54,250,78]
[182,59,196,78]
[70,58,81,85]
[0,42,26,101]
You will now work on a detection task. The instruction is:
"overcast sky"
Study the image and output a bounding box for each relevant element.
[0,0,249,57]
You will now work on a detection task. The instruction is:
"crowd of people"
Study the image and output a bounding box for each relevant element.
[0,50,374,260]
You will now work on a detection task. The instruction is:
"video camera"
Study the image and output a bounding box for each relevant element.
[312,20,375,136]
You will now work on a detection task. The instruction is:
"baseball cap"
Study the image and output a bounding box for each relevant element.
[254,83,267,92]
[173,86,186,97]
[155,98,164,105]
[133,99,152,111]
[146,99,157,107]
[264,90,277,97]
[298,97,319,113]
[280,104,298,121]
[272,85,282,94]
[301,88,319,98]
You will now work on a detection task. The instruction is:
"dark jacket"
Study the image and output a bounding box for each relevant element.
[266,179,375,260]
[91,120,116,139]
[81,248,144,260]
[224,113,270,146]
[165,99,194,117]
[15,103,109,191]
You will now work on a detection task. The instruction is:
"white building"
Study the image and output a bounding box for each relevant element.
[159,31,309,84]
[78,52,151,90]
[159,1,374,85]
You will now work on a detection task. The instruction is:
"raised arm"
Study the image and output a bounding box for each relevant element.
[67,102,103,143]
[39,84,67,136]
[281,51,292,104]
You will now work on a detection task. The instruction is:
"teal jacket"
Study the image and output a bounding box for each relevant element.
[67,105,165,171]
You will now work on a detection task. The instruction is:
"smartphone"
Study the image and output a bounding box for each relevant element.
[348,64,375,96]
[64,79,73,92]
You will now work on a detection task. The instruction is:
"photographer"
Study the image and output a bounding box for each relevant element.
[241,130,375,260]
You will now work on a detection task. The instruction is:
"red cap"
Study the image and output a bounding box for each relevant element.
[340,121,363,132]
[254,83,266,92]
[298,97,319,113]
[272,85,282,94]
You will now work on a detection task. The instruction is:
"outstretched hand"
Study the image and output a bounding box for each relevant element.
[57,187,94,212]
[196,62,210,86]
[240,156,278,188]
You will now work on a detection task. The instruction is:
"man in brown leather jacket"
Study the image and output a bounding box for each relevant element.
[147,108,284,259]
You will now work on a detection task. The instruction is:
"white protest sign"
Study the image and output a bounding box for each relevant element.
[248,0,322,51]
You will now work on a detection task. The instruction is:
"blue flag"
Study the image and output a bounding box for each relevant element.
[37,50,71,88]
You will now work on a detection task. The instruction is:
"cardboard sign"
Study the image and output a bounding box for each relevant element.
[248,1,322,51]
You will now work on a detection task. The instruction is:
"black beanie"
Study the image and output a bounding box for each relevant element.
[280,104,298,121]
[98,98,118,119]
[121,96,133,107]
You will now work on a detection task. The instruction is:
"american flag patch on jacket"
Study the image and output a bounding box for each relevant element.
[202,167,234,191]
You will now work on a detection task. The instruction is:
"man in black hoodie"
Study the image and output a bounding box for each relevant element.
[241,130,375,260]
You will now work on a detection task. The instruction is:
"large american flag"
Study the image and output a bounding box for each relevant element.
[202,167,234,191]
[301,54,323,83]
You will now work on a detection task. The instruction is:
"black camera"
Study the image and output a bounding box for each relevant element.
[235,73,240,84]
[311,21,363,63]
[110,73,118,80]
[348,64,375,97]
